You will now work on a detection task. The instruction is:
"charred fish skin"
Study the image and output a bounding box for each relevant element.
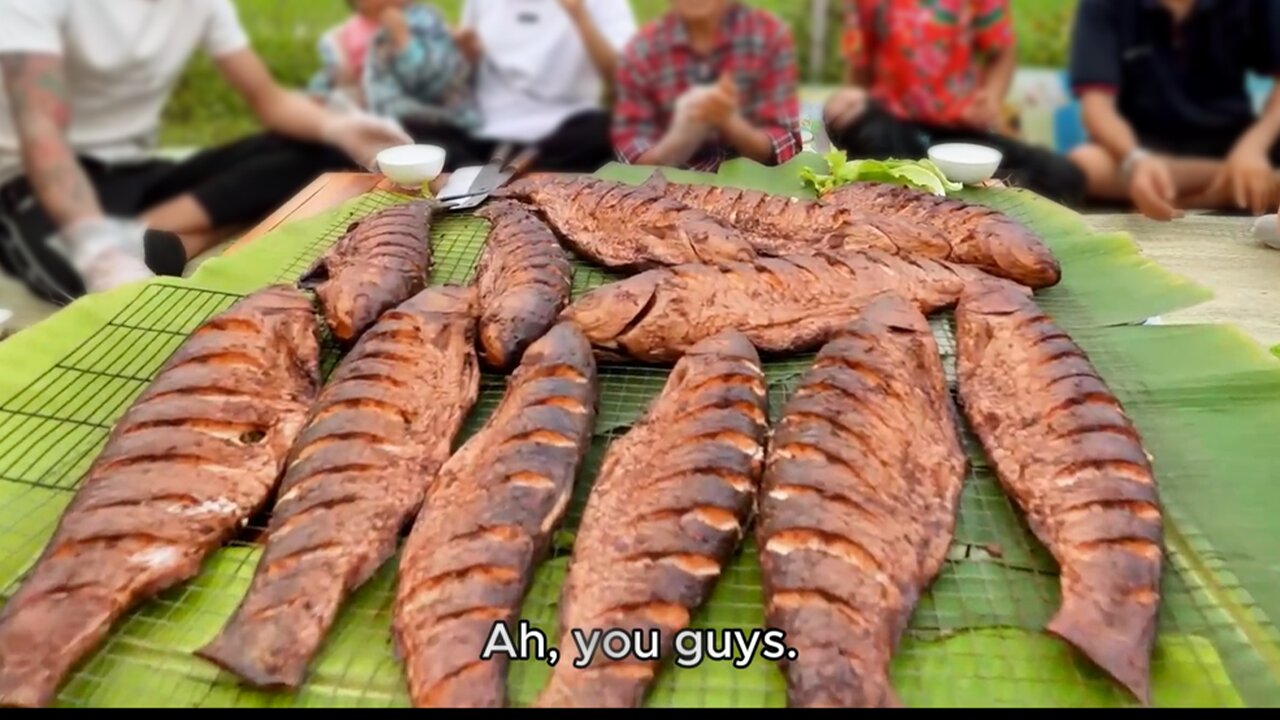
[497,175,758,270]
[824,182,1061,289]
[0,287,321,708]
[758,294,966,708]
[650,176,954,263]
[195,286,480,690]
[302,201,434,342]
[955,282,1162,704]
[394,321,598,708]
[537,330,768,709]
[474,200,573,370]
[561,250,991,363]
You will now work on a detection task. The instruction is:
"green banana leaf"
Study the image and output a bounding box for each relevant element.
[1,152,1278,707]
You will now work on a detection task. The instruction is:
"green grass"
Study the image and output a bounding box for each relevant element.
[162,0,1077,147]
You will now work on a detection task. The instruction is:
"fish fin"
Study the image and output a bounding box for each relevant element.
[1047,596,1155,705]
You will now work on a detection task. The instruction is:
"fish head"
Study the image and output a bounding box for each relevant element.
[680,218,758,264]
[981,217,1062,289]
[560,272,662,351]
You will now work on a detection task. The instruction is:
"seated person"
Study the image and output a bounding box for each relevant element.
[1067,0,1280,221]
[823,0,1085,204]
[309,0,479,130]
[0,0,408,303]
[403,0,636,173]
[612,0,802,172]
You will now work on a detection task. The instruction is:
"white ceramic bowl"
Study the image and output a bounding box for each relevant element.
[927,142,1003,185]
[376,144,446,188]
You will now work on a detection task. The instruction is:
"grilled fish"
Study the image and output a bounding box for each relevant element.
[394,322,598,708]
[955,281,1162,703]
[646,175,954,263]
[474,200,573,370]
[301,201,434,342]
[537,330,768,708]
[197,286,480,689]
[758,294,966,707]
[562,250,990,363]
[825,182,1060,288]
[0,287,321,708]
[496,175,758,270]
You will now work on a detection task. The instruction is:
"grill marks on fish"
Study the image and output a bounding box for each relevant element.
[562,250,990,362]
[824,182,1061,288]
[195,287,480,690]
[536,331,768,708]
[302,202,434,342]
[758,295,966,708]
[394,322,598,708]
[497,175,758,270]
[0,287,321,708]
[655,179,955,263]
[473,201,573,370]
[955,282,1162,704]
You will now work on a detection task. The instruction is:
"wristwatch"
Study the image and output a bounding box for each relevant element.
[1121,147,1150,181]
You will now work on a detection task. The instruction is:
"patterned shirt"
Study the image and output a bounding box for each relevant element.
[612,3,802,171]
[310,3,480,129]
[841,0,1014,126]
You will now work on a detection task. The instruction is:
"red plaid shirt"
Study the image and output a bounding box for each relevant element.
[612,3,802,171]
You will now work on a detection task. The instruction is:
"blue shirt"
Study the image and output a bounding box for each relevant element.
[1068,0,1280,147]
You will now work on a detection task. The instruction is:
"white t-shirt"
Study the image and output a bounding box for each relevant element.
[462,0,636,143]
[0,0,250,185]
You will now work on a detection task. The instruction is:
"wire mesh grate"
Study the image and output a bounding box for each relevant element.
[0,199,1271,707]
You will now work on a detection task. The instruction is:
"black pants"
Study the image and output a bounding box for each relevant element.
[401,110,616,173]
[827,104,1087,206]
[0,133,353,304]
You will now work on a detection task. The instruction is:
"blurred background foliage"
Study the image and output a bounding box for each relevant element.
[162,0,1078,147]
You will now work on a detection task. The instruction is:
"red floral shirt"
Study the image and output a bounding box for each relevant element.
[612,3,802,171]
[842,0,1014,126]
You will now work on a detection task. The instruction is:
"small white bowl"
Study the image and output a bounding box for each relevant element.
[376,144,446,188]
[928,142,1003,185]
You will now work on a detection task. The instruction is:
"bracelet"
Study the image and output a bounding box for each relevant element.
[1121,148,1150,181]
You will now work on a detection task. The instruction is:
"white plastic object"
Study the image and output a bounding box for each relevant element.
[375,144,447,188]
[1252,214,1280,250]
[927,142,1004,185]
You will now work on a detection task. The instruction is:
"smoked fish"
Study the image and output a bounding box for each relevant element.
[825,182,1060,288]
[758,294,966,707]
[301,201,433,342]
[394,322,598,708]
[537,330,769,708]
[955,281,1162,703]
[648,176,954,265]
[562,250,990,363]
[197,286,480,689]
[496,175,758,270]
[0,287,321,707]
[474,200,573,370]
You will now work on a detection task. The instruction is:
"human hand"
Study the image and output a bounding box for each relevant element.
[1207,140,1277,215]
[452,27,482,63]
[1128,155,1184,221]
[961,88,1001,131]
[321,112,413,171]
[823,87,868,133]
[692,74,740,129]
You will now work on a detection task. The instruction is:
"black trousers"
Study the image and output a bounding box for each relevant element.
[0,133,353,304]
[401,110,616,173]
[827,103,1087,206]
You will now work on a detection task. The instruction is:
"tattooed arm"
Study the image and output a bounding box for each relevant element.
[0,52,104,227]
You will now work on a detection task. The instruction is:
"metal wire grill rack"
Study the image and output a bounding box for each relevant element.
[0,197,1269,708]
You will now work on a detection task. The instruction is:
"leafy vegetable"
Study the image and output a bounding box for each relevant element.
[800,149,962,196]
[1272,344,1280,360]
